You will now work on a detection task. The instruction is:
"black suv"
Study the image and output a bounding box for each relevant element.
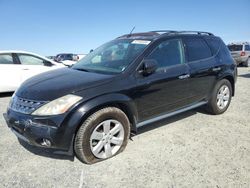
[4,31,237,164]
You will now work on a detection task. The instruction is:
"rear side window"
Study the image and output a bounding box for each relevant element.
[184,38,212,62]
[205,37,221,55]
[245,45,250,51]
[228,45,243,51]
[0,54,14,64]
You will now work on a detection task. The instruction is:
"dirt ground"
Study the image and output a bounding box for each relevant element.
[0,67,249,188]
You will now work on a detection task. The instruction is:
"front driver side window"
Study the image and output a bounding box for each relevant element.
[147,39,184,71]
[18,54,44,65]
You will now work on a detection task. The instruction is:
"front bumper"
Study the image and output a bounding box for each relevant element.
[3,109,75,155]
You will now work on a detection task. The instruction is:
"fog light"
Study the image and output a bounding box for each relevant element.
[40,138,51,147]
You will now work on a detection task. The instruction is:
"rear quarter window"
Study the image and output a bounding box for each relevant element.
[184,38,212,62]
[205,37,221,55]
[219,41,233,64]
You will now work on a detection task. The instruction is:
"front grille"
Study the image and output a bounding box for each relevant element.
[10,95,47,114]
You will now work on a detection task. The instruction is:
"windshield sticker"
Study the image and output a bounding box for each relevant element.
[132,40,151,45]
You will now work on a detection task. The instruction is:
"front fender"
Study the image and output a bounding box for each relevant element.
[61,93,138,148]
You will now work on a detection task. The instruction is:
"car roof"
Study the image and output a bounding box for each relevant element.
[117,30,215,40]
[0,50,57,64]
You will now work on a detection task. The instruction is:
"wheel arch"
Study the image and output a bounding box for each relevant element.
[71,93,138,137]
[220,74,235,96]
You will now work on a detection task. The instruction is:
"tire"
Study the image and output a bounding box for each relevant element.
[74,107,130,164]
[206,79,232,115]
[243,58,250,67]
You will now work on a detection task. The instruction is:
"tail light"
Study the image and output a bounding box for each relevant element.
[240,51,246,56]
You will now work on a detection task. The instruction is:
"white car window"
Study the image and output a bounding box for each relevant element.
[18,54,44,65]
[0,54,14,64]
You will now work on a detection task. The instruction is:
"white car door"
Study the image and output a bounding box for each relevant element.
[16,53,55,83]
[0,53,22,92]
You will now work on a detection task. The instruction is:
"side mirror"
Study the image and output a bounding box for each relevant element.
[139,59,158,76]
[44,61,53,67]
[89,49,94,53]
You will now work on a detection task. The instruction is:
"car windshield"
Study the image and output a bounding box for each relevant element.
[72,39,151,74]
[228,45,243,51]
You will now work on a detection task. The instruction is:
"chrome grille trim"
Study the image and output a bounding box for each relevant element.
[10,96,47,114]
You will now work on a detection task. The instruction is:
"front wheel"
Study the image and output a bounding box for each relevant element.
[74,107,130,164]
[206,79,232,115]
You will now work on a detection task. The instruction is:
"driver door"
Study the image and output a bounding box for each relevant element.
[133,39,191,122]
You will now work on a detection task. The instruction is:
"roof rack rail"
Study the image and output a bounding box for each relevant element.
[151,30,214,36]
[177,31,214,36]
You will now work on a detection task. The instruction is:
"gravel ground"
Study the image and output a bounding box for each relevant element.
[0,67,249,188]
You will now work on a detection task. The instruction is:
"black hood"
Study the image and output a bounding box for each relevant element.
[16,68,114,101]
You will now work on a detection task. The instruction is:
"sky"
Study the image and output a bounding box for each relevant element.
[0,0,249,56]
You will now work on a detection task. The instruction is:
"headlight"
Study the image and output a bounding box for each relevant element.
[32,94,82,116]
[8,93,16,109]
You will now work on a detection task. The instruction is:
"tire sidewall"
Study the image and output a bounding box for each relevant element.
[210,79,232,114]
[75,108,130,164]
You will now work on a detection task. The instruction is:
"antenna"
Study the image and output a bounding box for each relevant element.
[126,26,136,38]
[130,26,135,35]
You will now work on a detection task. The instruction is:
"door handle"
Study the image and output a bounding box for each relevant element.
[22,68,29,70]
[212,67,221,72]
[178,74,190,80]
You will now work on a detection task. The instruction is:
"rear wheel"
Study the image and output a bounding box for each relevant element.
[74,107,130,164]
[206,79,232,115]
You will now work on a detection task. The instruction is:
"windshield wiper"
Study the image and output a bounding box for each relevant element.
[74,68,90,72]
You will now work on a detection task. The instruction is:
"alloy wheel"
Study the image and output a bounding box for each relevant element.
[216,85,230,110]
[90,119,125,159]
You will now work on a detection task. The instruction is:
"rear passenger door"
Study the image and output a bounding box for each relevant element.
[183,36,217,103]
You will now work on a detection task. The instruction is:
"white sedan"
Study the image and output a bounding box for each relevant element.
[0,51,65,93]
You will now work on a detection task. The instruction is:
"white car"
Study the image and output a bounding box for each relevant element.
[0,51,65,93]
